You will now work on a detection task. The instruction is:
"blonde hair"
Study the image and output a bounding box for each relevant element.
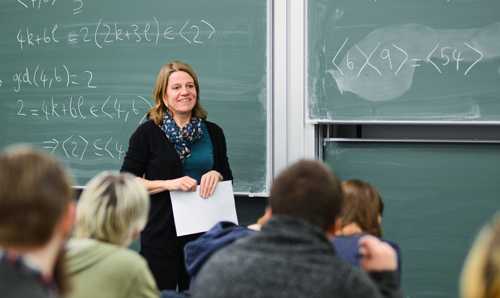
[74,172,150,246]
[461,213,500,298]
[0,145,74,248]
[147,61,207,125]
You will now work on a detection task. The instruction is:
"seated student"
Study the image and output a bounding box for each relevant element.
[332,180,402,283]
[460,212,500,298]
[64,171,160,298]
[190,160,403,298]
[0,145,76,298]
[184,222,256,288]
[160,221,260,298]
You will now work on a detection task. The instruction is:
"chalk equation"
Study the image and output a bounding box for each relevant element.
[17,18,215,49]
[326,23,500,102]
[17,0,56,9]
[330,38,483,78]
[17,0,83,15]
[17,25,58,49]
[16,95,152,123]
[44,134,125,160]
[13,65,95,92]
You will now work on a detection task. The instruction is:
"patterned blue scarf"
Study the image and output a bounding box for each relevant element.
[160,112,203,164]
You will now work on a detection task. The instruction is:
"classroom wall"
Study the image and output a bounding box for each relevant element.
[5,1,498,297]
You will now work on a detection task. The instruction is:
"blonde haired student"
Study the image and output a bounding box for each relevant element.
[461,212,500,298]
[64,171,159,298]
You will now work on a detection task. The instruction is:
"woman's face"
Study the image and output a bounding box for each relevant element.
[163,71,197,117]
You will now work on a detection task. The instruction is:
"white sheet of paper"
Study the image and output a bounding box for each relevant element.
[170,181,238,236]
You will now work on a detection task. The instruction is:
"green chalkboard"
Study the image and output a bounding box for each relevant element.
[324,140,500,298]
[308,0,500,123]
[0,0,268,193]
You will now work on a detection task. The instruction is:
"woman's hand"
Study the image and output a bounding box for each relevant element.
[168,176,198,192]
[200,170,223,199]
[136,176,197,195]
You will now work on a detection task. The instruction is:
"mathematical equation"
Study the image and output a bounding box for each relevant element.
[331,37,483,77]
[13,65,95,92]
[44,134,125,161]
[16,95,152,124]
[17,18,215,50]
[17,0,83,15]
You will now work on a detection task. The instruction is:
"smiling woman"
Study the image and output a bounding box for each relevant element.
[163,71,198,123]
[120,61,233,292]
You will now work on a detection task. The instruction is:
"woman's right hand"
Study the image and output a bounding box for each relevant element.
[136,176,197,195]
[167,176,197,192]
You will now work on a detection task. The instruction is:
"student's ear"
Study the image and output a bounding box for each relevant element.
[257,206,272,225]
[327,217,342,238]
[248,207,272,231]
[60,201,76,238]
[131,225,140,242]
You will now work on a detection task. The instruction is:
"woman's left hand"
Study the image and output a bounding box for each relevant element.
[200,170,223,198]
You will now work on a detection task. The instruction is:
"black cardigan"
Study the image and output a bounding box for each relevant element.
[121,120,233,248]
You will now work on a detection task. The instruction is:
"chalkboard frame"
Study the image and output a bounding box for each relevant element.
[322,137,500,297]
[306,0,500,125]
[0,0,273,196]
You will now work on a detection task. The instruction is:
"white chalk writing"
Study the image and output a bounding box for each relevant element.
[16,95,152,123]
[12,65,95,92]
[332,38,483,77]
[16,19,215,49]
[43,134,126,160]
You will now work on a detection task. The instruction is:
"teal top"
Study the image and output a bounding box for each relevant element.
[184,123,214,184]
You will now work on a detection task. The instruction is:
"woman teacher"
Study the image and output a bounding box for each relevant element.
[121,61,233,291]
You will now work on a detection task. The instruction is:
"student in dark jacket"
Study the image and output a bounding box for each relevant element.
[160,222,255,298]
[190,160,403,298]
[121,61,232,291]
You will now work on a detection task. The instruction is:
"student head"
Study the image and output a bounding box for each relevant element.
[148,61,207,125]
[269,160,343,232]
[0,145,75,295]
[0,145,74,249]
[74,171,150,247]
[338,179,383,237]
[460,213,500,298]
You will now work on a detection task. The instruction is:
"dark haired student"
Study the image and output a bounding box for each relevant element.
[0,146,75,298]
[191,160,403,298]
